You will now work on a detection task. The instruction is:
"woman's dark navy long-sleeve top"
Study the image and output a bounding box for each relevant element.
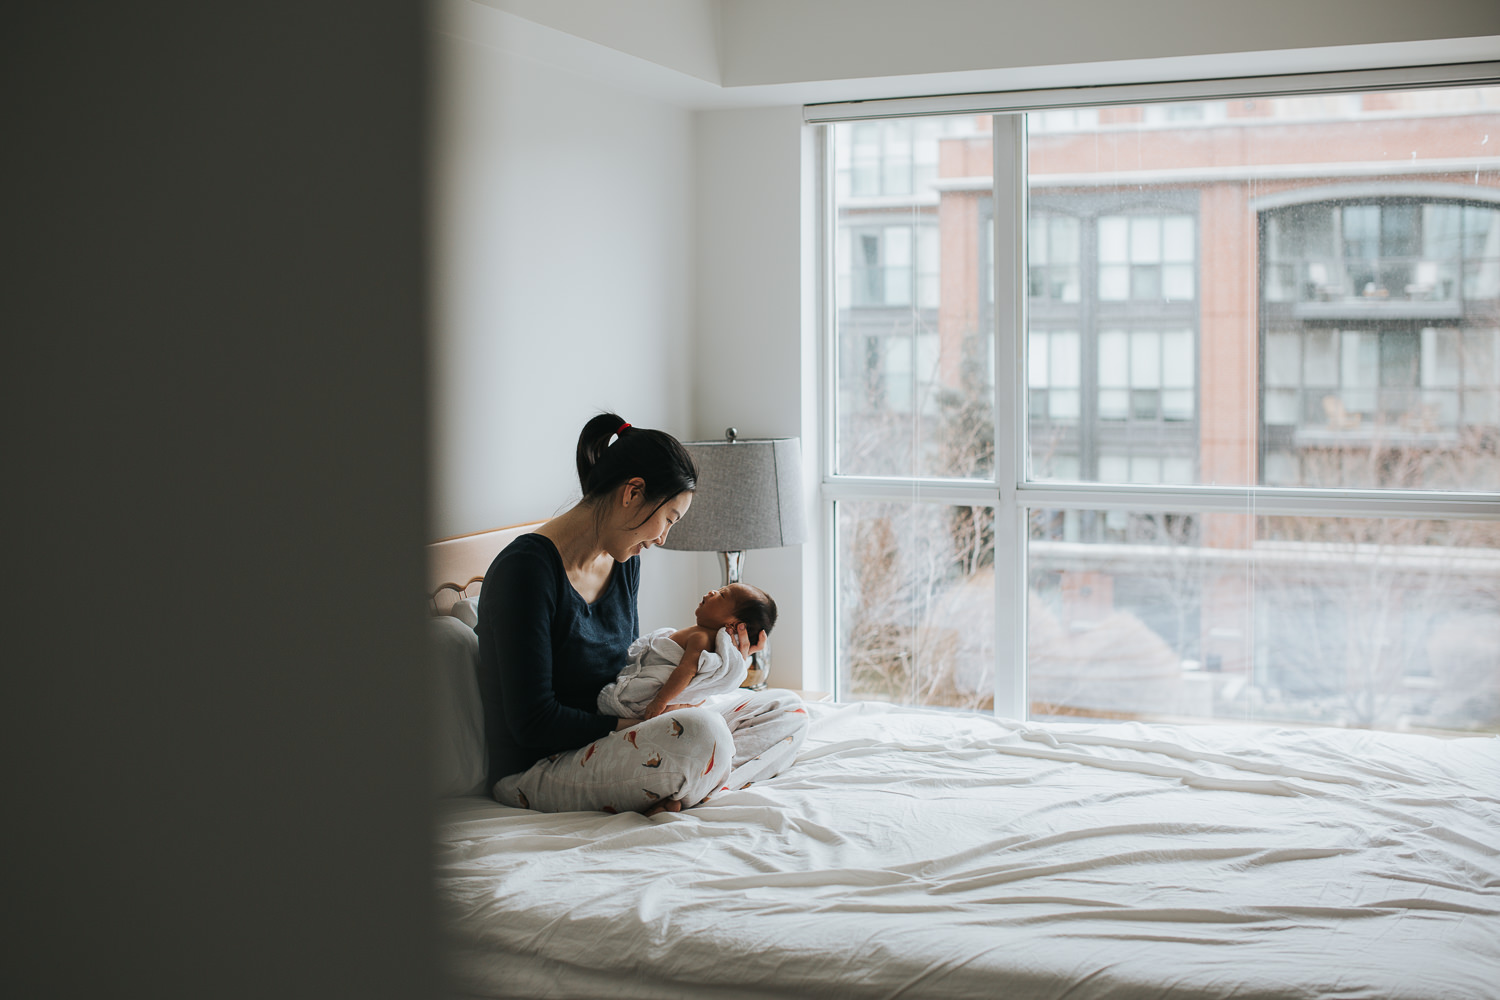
[475,533,639,785]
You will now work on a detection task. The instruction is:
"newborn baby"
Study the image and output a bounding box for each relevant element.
[597,583,777,720]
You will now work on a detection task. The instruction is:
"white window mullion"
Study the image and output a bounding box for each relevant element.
[993,113,1027,720]
[1018,484,1500,519]
[819,123,842,697]
[823,478,1001,506]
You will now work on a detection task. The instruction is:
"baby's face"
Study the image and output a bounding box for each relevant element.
[694,583,753,629]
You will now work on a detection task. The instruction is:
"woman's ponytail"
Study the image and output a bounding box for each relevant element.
[575,413,628,495]
[573,412,697,511]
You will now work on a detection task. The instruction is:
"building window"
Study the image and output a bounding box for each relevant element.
[834,118,966,199]
[833,116,982,481]
[1099,328,1195,423]
[1264,200,1500,306]
[1024,195,1201,489]
[1029,329,1081,422]
[1098,214,1196,302]
[838,223,940,308]
[1029,213,1081,302]
[1262,323,1500,487]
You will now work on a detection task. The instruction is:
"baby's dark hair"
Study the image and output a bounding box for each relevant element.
[734,585,778,641]
[575,413,697,526]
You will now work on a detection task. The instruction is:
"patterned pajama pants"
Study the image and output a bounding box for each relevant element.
[493,689,809,814]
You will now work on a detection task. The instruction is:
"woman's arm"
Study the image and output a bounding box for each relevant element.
[641,633,711,720]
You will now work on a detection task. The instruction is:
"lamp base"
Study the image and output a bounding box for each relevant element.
[719,550,770,690]
[742,650,770,691]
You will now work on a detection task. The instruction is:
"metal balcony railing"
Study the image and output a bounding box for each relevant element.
[1265,256,1462,305]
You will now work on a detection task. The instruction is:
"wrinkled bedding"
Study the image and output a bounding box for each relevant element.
[435,700,1500,999]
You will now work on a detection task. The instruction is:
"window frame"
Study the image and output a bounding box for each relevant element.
[814,62,1500,716]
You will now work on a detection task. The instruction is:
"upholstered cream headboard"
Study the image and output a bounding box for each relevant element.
[427,521,544,615]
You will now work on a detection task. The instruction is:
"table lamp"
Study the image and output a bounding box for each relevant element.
[662,429,806,689]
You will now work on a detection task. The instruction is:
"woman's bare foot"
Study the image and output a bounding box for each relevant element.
[644,798,682,817]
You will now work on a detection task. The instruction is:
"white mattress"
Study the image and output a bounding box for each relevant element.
[434,701,1500,999]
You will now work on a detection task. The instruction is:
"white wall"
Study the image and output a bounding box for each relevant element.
[429,0,703,628]
[477,0,723,83]
[720,0,1500,88]
[691,105,819,689]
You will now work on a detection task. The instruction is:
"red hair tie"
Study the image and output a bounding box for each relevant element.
[616,422,631,436]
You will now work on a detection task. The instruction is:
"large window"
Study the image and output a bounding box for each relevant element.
[823,75,1500,736]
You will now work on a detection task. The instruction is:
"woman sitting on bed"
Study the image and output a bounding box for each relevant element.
[477,413,809,816]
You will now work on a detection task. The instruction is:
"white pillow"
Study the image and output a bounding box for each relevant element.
[448,596,480,630]
[428,614,487,797]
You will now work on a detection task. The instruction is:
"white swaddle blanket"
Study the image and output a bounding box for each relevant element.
[597,627,749,718]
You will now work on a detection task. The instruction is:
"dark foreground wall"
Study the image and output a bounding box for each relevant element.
[4,5,435,997]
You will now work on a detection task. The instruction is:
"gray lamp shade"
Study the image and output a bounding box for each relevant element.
[662,438,806,552]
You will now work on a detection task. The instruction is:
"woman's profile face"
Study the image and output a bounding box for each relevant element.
[610,487,692,561]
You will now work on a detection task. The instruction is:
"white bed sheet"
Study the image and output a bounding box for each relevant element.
[435,701,1500,1000]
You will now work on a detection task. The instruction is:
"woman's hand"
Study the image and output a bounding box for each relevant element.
[614,716,641,731]
[732,622,768,660]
